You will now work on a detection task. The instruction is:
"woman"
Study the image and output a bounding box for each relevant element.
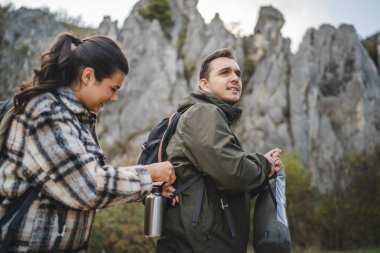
[0,33,175,252]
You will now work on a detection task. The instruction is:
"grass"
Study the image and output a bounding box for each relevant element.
[293,248,380,253]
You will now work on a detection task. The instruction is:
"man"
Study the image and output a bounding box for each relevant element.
[157,48,283,253]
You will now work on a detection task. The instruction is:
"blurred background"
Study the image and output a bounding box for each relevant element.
[0,0,379,252]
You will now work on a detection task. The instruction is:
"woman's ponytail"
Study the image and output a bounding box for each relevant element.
[14,33,83,113]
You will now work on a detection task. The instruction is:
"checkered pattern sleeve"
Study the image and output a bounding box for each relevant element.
[22,100,152,209]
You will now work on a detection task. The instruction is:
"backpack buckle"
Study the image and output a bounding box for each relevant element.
[57,224,66,238]
[220,198,228,209]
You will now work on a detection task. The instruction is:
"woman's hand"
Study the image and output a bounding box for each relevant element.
[146,161,176,185]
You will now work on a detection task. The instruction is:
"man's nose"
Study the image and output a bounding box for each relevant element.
[231,72,239,83]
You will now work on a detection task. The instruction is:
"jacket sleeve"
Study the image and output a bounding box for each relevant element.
[22,103,152,210]
[180,104,272,192]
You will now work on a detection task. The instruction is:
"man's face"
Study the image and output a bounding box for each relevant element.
[199,57,242,105]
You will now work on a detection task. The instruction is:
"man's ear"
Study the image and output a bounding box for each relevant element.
[199,78,209,91]
[80,67,95,86]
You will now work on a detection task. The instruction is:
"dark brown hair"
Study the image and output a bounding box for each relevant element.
[199,48,235,80]
[14,33,129,113]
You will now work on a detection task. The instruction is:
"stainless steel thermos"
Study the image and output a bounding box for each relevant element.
[144,184,165,237]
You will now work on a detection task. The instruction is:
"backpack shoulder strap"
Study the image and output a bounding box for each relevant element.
[0,187,40,253]
[0,100,14,117]
[267,178,278,207]
[0,100,14,153]
[157,104,193,163]
[158,112,178,162]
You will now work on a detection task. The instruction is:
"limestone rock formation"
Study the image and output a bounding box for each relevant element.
[236,5,292,157]
[0,7,66,100]
[98,16,119,41]
[290,24,380,190]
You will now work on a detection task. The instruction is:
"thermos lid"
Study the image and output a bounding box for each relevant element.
[151,184,163,194]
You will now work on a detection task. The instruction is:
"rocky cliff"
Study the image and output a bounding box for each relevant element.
[1,0,379,191]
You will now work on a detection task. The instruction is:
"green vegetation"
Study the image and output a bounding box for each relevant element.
[241,36,258,86]
[362,36,379,69]
[293,249,380,253]
[139,0,174,39]
[177,25,187,54]
[89,204,155,253]
[282,148,380,251]
[177,17,189,58]
[184,59,196,84]
[243,55,255,84]
[0,2,14,15]
[19,44,29,56]
[281,152,320,248]
[176,17,196,84]
[53,9,83,26]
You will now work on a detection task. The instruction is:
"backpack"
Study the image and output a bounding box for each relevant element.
[137,107,237,238]
[138,111,182,165]
[253,169,292,253]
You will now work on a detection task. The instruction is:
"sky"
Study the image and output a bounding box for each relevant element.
[1,0,379,53]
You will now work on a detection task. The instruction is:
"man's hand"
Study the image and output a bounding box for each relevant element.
[264,148,283,177]
[162,185,179,206]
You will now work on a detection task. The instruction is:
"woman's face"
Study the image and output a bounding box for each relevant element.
[75,69,126,113]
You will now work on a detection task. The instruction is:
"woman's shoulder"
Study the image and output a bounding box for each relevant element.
[23,92,62,119]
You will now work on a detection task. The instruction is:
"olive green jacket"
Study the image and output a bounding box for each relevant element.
[156,91,272,253]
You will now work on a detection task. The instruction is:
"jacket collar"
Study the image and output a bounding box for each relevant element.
[56,87,98,121]
[179,90,242,126]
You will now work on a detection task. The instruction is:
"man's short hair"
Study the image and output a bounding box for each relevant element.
[199,48,236,80]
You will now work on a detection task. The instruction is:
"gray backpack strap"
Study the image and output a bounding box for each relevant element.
[220,193,236,238]
[172,174,204,228]
[191,176,205,227]
[172,174,202,196]
[0,187,40,253]
[0,100,14,153]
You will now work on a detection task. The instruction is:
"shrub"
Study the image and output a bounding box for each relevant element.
[139,0,174,39]
[363,38,379,69]
[281,148,380,251]
[89,204,155,253]
[282,152,320,248]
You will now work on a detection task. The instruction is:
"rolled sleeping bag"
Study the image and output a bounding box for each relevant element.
[253,169,291,253]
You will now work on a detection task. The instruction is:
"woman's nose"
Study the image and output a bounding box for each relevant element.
[110,93,118,102]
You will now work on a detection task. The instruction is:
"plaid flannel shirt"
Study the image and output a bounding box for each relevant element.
[0,87,152,252]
